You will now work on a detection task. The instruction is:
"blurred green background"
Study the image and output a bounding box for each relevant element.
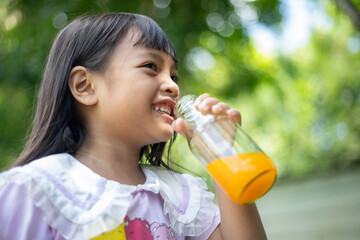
[1,0,359,177]
[1,0,360,238]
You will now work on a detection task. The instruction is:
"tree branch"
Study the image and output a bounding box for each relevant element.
[335,0,360,30]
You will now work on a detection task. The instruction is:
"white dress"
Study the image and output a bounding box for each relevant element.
[0,153,220,240]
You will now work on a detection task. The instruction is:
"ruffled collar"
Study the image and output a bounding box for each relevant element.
[0,153,218,239]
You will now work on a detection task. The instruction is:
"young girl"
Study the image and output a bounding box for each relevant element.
[0,13,266,239]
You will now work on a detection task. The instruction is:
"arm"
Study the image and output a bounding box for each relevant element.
[0,183,53,240]
[174,93,267,240]
[209,184,267,240]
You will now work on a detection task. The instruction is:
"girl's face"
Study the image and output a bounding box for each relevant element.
[91,31,179,149]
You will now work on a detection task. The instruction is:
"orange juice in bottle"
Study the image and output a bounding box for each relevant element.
[206,152,277,204]
[175,95,277,204]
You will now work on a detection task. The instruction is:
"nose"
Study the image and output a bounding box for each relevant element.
[160,76,179,99]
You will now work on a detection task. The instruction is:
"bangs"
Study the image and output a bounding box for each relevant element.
[132,15,178,65]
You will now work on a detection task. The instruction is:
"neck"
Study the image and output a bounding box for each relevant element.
[74,135,146,185]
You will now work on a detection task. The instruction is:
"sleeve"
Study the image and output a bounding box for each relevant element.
[0,183,54,240]
[183,173,221,240]
[168,172,221,240]
[187,212,221,240]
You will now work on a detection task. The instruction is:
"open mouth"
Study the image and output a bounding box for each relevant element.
[151,100,176,121]
[152,104,172,115]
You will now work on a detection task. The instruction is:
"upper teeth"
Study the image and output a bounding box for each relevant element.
[153,104,171,115]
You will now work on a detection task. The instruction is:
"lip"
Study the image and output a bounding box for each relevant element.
[152,98,176,119]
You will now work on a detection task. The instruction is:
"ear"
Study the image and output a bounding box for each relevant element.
[68,66,98,106]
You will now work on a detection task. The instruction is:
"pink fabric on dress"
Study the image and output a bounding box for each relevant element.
[125,184,220,240]
[0,153,220,240]
[0,182,220,240]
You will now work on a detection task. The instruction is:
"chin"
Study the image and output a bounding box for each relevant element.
[153,128,175,143]
[160,132,175,142]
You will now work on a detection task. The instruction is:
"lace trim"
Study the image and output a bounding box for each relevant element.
[161,173,219,236]
[0,169,131,239]
[0,154,219,239]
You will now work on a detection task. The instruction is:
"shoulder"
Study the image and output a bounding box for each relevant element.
[142,165,209,191]
[141,165,220,237]
[0,153,133,240]
[0,182,56,239]
[0,153,115,208]
[142,165,210,211]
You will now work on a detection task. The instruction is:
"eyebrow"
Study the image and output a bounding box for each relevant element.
[147,52,164,63]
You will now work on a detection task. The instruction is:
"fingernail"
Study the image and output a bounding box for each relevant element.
[214,105,223,112]
[172,121,177,130]
[199,102,209,111]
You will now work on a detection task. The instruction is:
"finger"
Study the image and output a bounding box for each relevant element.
[197,97,220,114]
[227,109,242,125]
[194,93,210,107]
[212,102,230,115]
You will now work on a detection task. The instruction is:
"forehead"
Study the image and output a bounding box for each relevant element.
[110,30,177,67]
[126,28,177,63]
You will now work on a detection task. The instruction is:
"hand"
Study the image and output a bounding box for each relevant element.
[172,93,242,137]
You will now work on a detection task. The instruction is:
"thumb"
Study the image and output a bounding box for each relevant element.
[172,118,186,137]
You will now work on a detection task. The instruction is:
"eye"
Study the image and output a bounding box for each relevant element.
[171,75,178,82]
[143,63,157,72]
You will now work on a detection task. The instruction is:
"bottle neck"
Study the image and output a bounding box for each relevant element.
[174,95,202,124]
[174,95,197,123]
[174,95,216,136]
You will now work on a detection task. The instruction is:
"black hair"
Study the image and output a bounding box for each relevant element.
[13,12,178,168]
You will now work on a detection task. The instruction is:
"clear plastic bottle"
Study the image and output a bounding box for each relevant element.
[174,95,277,204]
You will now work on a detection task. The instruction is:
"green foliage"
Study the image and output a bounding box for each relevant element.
[1,0,359,181]
[172,0,360,179]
